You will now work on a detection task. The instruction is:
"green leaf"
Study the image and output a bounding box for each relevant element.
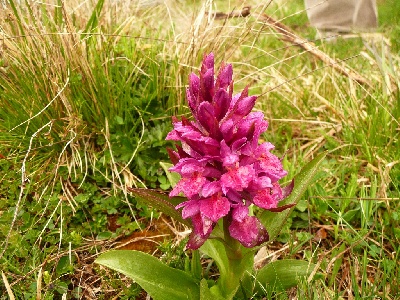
[296,199,308,212]
[160,162,181,188]
[128,188,191,227]
[329,243,346,286]
[160,183,171,190]
[259,151,327,242]
[342,208,360,222]
[96,250,200,300]
[56,256,74,276]
[8,0,25,34]
[96,231,113,240]
[83,0,105,35]
[200,239,229,289]
[55,281,69,294]
[191,250,202,281]
[255,259,315,292]
[115,115,124,125]
[200,279,225,300]
[200,238,254,300]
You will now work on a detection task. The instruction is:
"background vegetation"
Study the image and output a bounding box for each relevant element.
[0,0,398,299]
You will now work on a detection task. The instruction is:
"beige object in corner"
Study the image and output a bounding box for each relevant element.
[305,0,378,32]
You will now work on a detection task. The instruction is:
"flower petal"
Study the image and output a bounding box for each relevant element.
[248,175,273,191]
[186,232,209,250]
[166,147,180,165]
[215,63,233,90]
[188,73,200,100]
[235,112,267,142]
[220,119,235,144]
[202,52,214,70]
[253,182,283,209]
[171,158,213,175]
[176,200,200,219]
[169,158,205,176]
[201,181,222,197]
[235,96,257,119]
[224,87,257,123]
[220,165,255,194]
[200,54,215,103]
[213,88,230,121]
[225,189,243,205]
[229,206,269,248]
[220,140,239,167]
[181,131,220,157]
[256,151,288,182]
[186,213,214,249]
[169,174,207,198]
[200,194,230,222]
[197,101,220,138]
[187,74,199,116]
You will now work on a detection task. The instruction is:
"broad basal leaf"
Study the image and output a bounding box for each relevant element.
[96,250,199,300]
[200,279,225,300]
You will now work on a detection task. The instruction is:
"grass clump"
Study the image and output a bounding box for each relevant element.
[0,0,399,299]
[0,1,183,298]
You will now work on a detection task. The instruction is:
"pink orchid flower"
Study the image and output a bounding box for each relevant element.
[167,53,292,249]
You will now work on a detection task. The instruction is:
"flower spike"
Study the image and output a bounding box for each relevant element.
[167,53,291,249]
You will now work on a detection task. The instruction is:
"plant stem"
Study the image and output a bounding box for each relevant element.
[213,217,254,299]
[222,216,242,260]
